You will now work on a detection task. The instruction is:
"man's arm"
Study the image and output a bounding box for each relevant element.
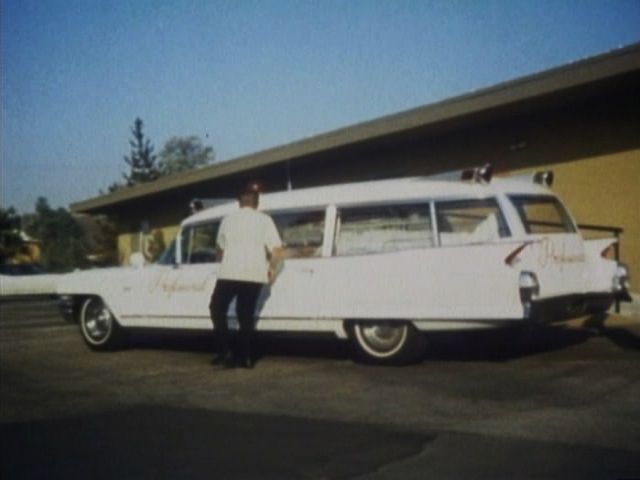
[216,218,227,262]
[268,246,285,284]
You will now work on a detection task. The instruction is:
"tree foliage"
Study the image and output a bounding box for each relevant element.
[84,215,120,266]
[0,206,22,263]
[102,119,215,194]
[106,182,125,193]
[25,197,89,272]
[158,136,214,176]
[122,117,160,186]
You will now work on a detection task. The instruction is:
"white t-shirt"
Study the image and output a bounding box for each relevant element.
[216,207,282,284]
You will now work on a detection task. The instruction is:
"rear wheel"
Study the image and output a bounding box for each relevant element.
[79,297,126,350]
[350,321,425,365]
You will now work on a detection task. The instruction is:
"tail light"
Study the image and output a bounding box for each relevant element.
[505,242,531,266]
[519,271,540,303]
[600,244,616,260]
[613,263,630,292]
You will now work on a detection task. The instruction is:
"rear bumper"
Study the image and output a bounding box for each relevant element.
[528,291,628,323]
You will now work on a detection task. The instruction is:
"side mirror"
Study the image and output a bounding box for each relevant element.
[130,252,146,269]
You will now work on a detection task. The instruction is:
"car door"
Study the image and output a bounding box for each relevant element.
[137,221,220,328]
[257,208,328,320]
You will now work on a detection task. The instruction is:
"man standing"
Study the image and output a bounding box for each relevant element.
[209,183,283,369]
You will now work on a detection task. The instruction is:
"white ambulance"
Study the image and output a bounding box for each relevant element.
[57,166,631,364]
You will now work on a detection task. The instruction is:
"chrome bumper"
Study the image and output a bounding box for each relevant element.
[528,291,629,323]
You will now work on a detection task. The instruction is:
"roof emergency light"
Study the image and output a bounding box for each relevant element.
[461,163,493,184]
[189,197,235,213]
[533,171,554,187]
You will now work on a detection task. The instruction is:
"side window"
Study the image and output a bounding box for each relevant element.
[180,222,220,264]
[509,195,576,234]
[436,198,510,246]
[272,210,325,258]
[335,203,433,256]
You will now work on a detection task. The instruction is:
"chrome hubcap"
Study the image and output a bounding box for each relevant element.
[83,300,112,342]
[358,323,407,353]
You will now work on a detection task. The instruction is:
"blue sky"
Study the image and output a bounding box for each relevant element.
[2,0,639,213]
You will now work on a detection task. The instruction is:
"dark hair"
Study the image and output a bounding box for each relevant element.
[239,190,259,203]
[238,181,263,203]
[242,181,263,194]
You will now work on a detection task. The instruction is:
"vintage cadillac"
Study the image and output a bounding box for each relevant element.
[57,165,631,364]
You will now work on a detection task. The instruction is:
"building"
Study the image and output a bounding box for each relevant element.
[71,43,640,293]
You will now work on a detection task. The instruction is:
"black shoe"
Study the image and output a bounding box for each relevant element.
[222,356,239,369]
[212,353,238,369]
[240,355,254,369]
[211,353,227,365]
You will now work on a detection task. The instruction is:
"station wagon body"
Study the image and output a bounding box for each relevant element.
[57,167,631,363]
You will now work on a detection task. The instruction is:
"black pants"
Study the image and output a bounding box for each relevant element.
[209,279,263,360]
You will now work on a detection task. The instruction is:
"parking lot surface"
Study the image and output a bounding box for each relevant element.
[1,301,639,479]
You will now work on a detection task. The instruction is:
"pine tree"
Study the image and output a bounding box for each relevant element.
[123,117,160,186]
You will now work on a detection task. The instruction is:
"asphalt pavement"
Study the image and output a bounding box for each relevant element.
[1,300,639,479]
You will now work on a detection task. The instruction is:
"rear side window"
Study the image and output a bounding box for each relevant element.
[272,210,325,258]
[335,203,434,256]
[436,199,510,246]
[180,222,220,264]
[509,195,576,234]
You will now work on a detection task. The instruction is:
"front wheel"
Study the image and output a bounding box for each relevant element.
[350,321,426,365]
[79,297,126,350]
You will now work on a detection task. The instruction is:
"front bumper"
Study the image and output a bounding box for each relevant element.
[58,295,76,322]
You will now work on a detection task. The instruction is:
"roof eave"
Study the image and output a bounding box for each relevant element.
[71,42,640,214]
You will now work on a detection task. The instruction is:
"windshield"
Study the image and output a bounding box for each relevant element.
[156,238,177,265]
[509,195,576,234]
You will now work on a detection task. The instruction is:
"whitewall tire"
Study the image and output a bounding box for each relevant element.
[79,297,126,350]
[350,321,425,365]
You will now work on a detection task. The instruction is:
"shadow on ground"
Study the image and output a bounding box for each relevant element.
[582,313,640,351]
[0,405,429,480]
[122,321,631,365]
[2,405,639,480]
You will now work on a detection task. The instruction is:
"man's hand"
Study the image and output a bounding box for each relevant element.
[268,247,285,285]
[268,267,277,285]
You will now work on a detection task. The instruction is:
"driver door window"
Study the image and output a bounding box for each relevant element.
[180,222,220,264]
